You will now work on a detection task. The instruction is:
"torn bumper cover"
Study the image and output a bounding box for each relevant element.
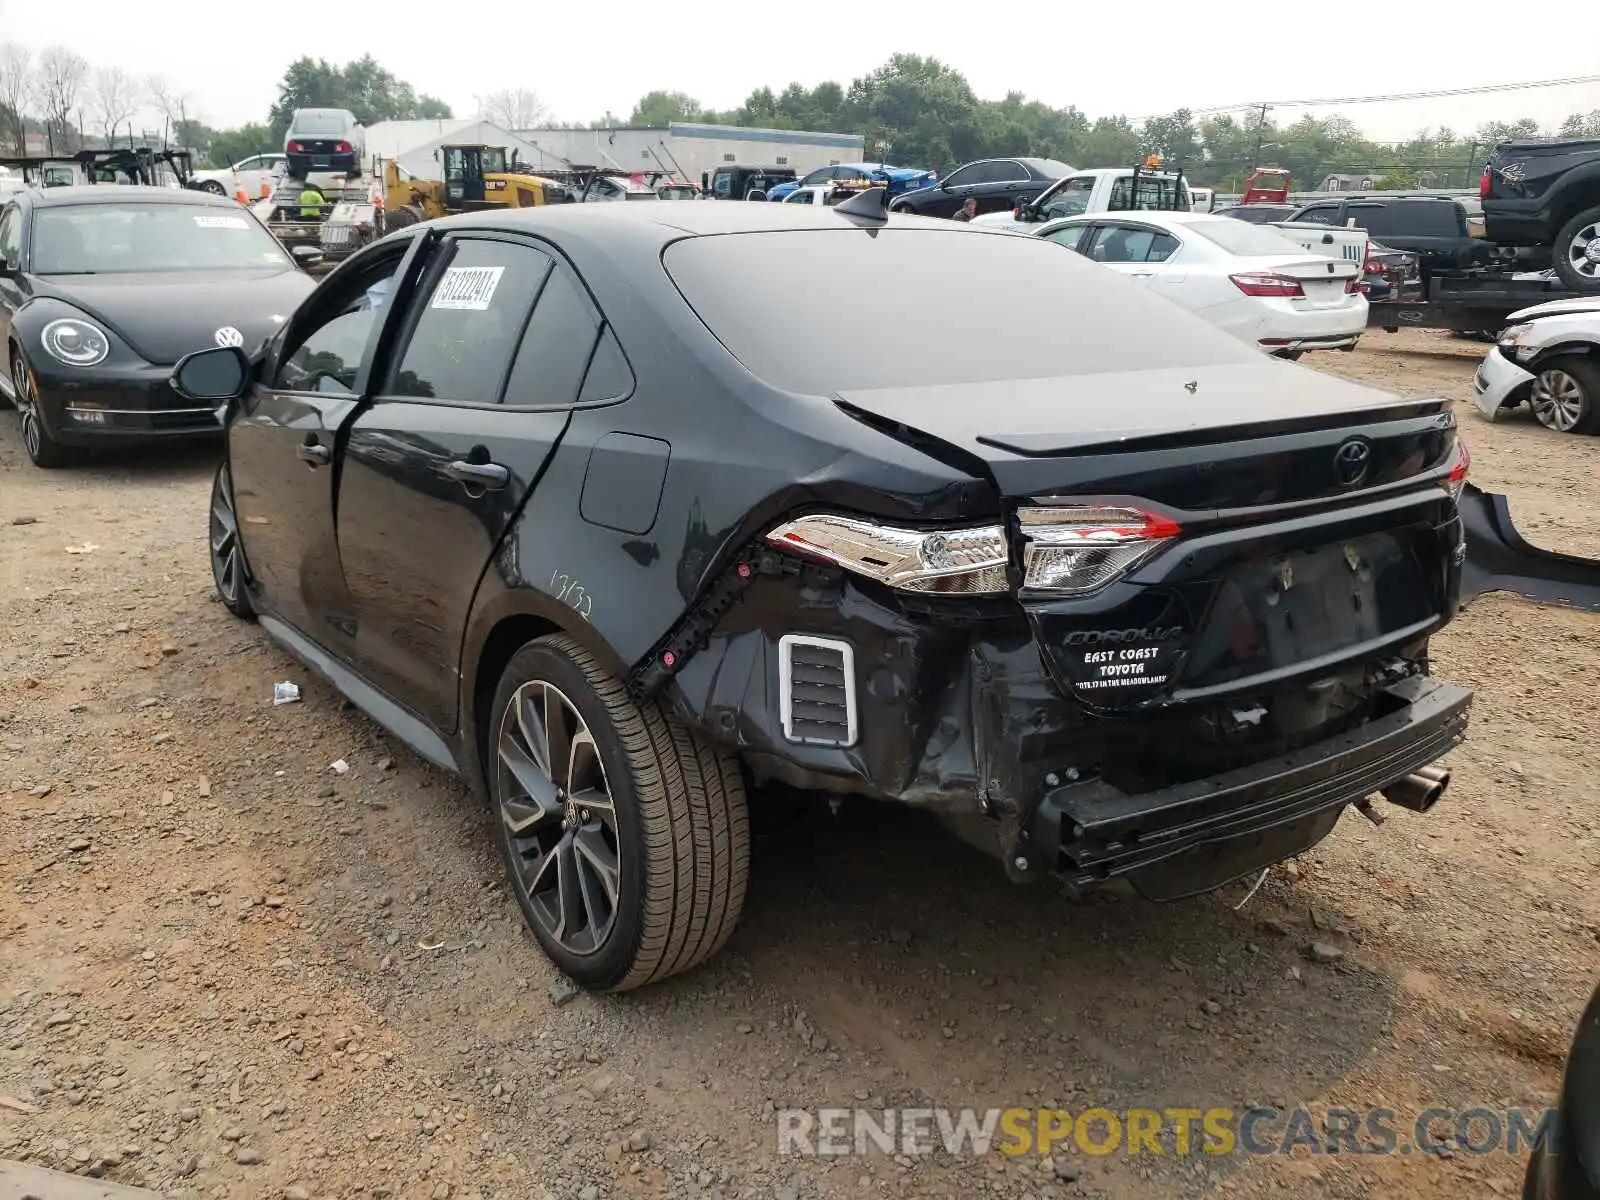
[1013,675,1471,899]
[1459,484,1600,612]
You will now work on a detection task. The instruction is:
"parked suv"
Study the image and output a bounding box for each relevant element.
[170,199,1481,993]
[891,157,1074,218]
[284,108,364,178]
[1482,138,1600,291]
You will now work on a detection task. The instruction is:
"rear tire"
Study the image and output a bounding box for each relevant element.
[385,203,425,231]
[487,634,749,991]
[1551,204,1600,293]
[1527,354,1600,435]
[198,180,227,196]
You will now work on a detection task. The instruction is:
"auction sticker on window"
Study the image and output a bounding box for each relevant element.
[431,265,504,311]
[194,214,249,230]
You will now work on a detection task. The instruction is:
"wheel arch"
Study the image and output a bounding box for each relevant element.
[1528,340,1600,373]
[458,588,633,795]
[1548,172,1600,229]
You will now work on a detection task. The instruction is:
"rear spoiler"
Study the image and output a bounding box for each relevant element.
[1460,484,1600,611]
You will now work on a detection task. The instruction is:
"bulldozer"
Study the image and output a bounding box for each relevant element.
[381,144,554,229]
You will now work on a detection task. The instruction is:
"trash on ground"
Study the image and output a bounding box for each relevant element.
[328,758,349,775]
[272,681,301,706]
[64,543,99,555]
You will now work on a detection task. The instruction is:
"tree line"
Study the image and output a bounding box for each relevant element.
[3,45,1599,192]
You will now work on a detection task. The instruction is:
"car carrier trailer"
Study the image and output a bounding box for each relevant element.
[1367,268,1579,334]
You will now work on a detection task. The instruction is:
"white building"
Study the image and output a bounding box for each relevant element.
[364,119,544,180]
[509,122,866,186]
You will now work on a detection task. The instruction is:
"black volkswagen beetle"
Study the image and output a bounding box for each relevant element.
[0,185,317,466]
[1526,977,1600,1200]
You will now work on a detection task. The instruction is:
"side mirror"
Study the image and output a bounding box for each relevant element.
[172,346,250,402]
[291,244,324,269]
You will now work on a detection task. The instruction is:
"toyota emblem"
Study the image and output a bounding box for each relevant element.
[1333,438,1372,487]
[214,326,244,349]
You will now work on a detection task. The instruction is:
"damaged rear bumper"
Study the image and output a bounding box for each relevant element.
[1013,675,1472,899]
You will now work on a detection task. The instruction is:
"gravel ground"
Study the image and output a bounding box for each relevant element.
[1,328,1597,1200]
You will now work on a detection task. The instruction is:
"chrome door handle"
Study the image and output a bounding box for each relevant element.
[298,440,330,465]
[444,459,508,490]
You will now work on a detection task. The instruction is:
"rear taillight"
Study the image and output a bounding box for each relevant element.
[1230,272,1304,298]
[1345,277,1362,294]
[767,515,1009,594]
[1479,167,1491,199]
[1017,506,1180,595]
[336,141,352,154]
[287,141,302,153]
[1446,439,1471,503]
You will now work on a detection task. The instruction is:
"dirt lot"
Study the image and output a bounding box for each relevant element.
[2,329,1597,1200]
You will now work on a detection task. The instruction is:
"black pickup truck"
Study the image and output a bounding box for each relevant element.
[1482,138,1600,292]
[1289,195,1495,278]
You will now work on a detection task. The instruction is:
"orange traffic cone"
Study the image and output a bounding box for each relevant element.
[259,177,271,200]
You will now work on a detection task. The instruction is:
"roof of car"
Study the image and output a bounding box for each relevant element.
[26,185,241,209]
[428,198,983,241]
[1046,210,1225,228]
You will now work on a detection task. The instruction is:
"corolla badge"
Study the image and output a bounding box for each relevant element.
[1333,438,1372,487]
[213,326,244,348]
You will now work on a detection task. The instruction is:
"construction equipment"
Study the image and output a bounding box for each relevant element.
[381,144,553,230]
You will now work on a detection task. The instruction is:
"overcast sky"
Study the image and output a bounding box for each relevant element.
[2,0,1598,145]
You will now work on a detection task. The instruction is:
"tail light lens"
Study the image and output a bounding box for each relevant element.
[1479,167,1491,199]
[1445,439,1471,503]
[1345,277,1362,294]
[336,141,352,154]
[1231,272,1304,298]
[287,141,302,153]
[767,515,1009,594]
[1018,506,1181,594]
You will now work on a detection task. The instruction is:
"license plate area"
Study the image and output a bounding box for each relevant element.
[1180,530,1437,691]
[1300,280,1346,305]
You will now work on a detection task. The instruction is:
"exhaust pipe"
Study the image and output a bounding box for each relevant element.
[1380,767,1451,813]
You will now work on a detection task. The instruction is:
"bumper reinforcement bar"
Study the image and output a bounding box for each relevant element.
[1017,675,1471,896]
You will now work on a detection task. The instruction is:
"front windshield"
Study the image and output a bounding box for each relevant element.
[32,203,292,275]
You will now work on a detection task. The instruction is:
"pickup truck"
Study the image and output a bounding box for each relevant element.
[981,170,1369,265]
[973,166,1191,233]
[1288,195,1494,277]
[1481,138,1600,292]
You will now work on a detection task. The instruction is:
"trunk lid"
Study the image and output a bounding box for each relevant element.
[1246,255,1360,307]
[836,364,1460,711]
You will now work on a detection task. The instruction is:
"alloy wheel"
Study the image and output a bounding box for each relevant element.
[496,680,621,956]
[1530,368,1586,433]
[13,357,41,461]
[210,464,245,606]
[1564,221,1600,282]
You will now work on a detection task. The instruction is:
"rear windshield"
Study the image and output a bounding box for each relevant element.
[664,229,1250,394]
[1187,220,1309,256]
[292,113,349,135]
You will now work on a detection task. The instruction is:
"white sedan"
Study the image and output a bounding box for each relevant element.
[1473,297,1600,434]
[1026,210,1367,358]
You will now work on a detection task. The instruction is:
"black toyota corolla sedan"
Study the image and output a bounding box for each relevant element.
[169,191,1530,992]
[0,185,316,466]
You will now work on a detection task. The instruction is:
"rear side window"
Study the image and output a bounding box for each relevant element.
[1294,205,1342,226]
[387,238,554,405]
[502,263,602,409]
[1348,202,1459,238]
[665,228,1251,394]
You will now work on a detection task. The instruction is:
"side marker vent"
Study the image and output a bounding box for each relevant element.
[779,635,857,747]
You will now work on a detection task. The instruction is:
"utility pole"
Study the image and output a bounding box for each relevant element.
[1251,103,1272,164]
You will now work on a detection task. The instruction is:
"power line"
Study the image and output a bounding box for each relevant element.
[1191,73,1600,115]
